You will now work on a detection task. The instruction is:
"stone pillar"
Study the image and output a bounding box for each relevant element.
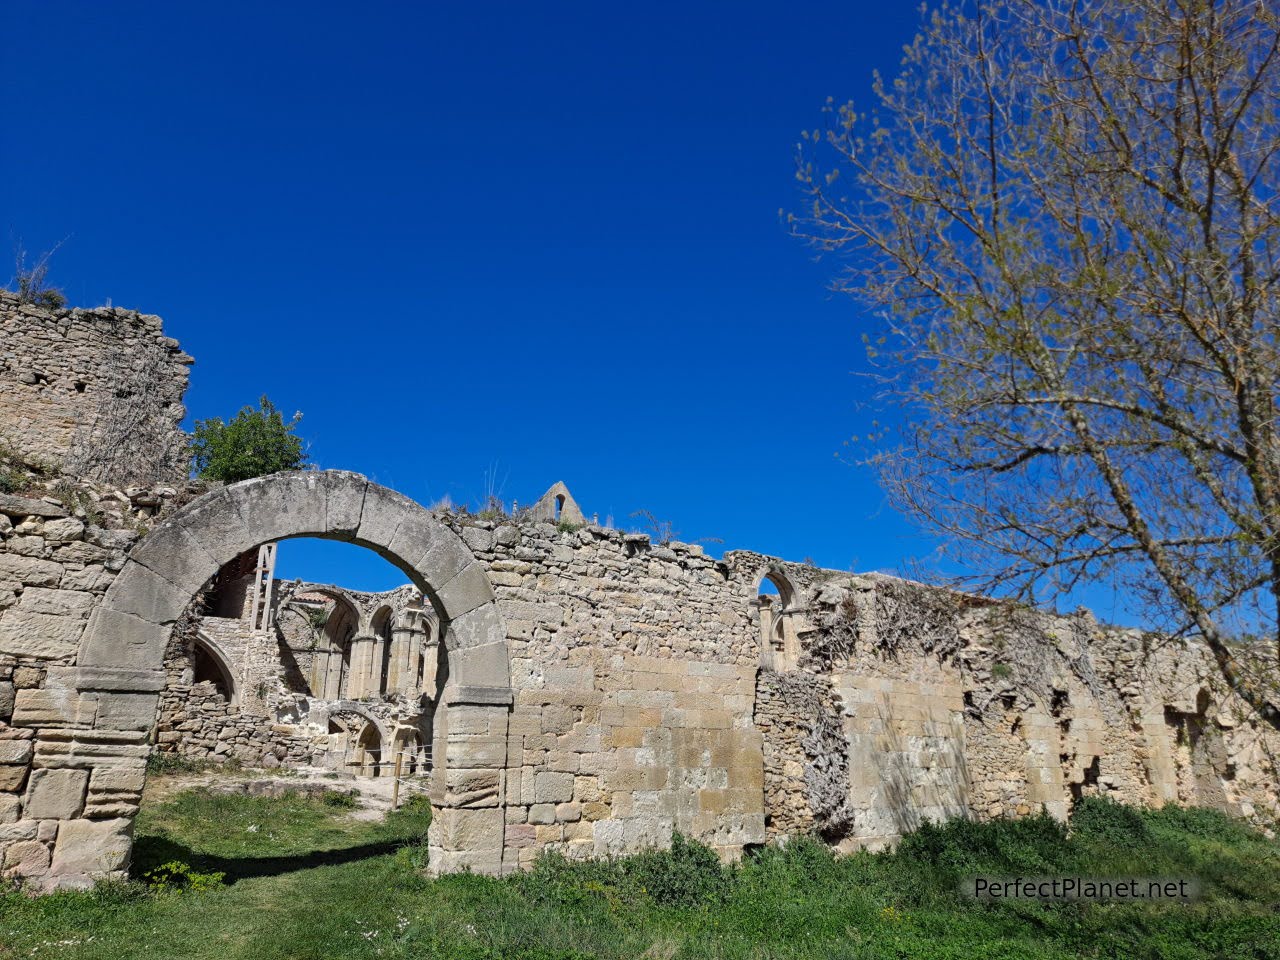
[6,666,160,890]
[758,597,775,669]
[409,630,424,693]
[324,650,343,700]
[347,638,369,699]
[368,637,387,698]
[387,626,408,694]
[426,687,512,876]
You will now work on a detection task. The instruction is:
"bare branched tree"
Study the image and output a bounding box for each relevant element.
[792,0,1280,728]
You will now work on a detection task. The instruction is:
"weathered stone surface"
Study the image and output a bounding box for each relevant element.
[24,769,89,820]
[3,839,50,876]
[451,641,510,689]
[0,740,33,764]
[225,473,329,545]
[7,587,94,619]
[124,518,220,597]
[0,494,67,519]
[77,606,170,670]
[435,562,495,620]
[42,517,86,542]
[0,608,89,660]
[49,818,132,878]
[93,693,158,732]
[97,563,187,625]
[11,688,97,728]
[448,600,505,651]
[0,292,192,487]
[0,553,63,587]
[431,807,505,852]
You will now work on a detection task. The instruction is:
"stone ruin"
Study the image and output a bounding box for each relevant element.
[0,291,1278,889]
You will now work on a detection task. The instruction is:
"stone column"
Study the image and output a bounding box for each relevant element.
[758,597,775,669]
[8,666,160,890]
[323,650,342,700]
[386,626,408,694]
[347,638,369,699]
[408,630,424,694]
[426,687,511,876]
[367,636,387,698]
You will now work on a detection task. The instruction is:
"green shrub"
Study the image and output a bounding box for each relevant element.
[190,396,309,484]
[142,860,225,894]
[622,832,731,907]
[0,464,23,494]
[320,789,359,810]
[1070,795,1151,849]
[897,811,1069,876]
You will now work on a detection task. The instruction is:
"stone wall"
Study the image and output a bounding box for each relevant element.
[446,519,768,866]
[0,476,175,885]
[0,292,192,486]
[3,468,1279,891]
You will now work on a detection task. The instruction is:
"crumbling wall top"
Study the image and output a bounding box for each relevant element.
[0,291,193,487]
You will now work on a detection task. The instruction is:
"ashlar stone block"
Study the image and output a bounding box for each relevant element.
[49,817,132,878]
[24,769,89,820]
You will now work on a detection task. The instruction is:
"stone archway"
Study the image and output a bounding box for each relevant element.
[31,471,512,887]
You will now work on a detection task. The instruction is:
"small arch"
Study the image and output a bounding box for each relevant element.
[754,568,796,611]
[357,722,383,777]
[192,630,238,707]
[755,566,800,670]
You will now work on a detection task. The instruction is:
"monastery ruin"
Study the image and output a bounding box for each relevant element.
[1,290,1277,890]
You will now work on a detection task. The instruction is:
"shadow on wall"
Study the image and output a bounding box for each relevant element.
[874,697,972,837]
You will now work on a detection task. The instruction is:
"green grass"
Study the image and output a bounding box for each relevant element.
[1,794,1277,959]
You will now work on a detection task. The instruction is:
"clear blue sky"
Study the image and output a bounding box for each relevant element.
[2,1,976,596]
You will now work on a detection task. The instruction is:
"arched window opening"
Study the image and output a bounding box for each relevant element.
[757,569,800,671]
[395,729,429,775]
[357,722,382,778]
[192,636,236,705]
[555,494,565,520]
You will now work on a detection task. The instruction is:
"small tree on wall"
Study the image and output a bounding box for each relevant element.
[190,396,309,484]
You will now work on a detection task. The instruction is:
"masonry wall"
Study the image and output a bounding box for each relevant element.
[439,520,767,867]
[0,480,160,883]
[0,292,193,486]
[437,515,1280,872]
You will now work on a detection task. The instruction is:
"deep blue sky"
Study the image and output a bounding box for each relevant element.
[2,2,972,597]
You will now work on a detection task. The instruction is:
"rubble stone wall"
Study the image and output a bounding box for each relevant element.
[0,292,193,486]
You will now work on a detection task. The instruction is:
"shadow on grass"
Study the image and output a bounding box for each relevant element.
[132,833,413,885]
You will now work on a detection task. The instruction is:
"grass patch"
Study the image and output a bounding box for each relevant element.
[0,796,1276,959]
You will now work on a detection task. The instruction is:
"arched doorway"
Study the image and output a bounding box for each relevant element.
[47,471,513,886]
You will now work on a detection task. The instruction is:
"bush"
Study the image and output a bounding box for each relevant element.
[1070,795,1151,849]
[319,789,359,810]
[521,833,730,911]
[190,396,309,484]
[622,832,731,907]
[142,860,225,894]
[897,811,1069,876]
